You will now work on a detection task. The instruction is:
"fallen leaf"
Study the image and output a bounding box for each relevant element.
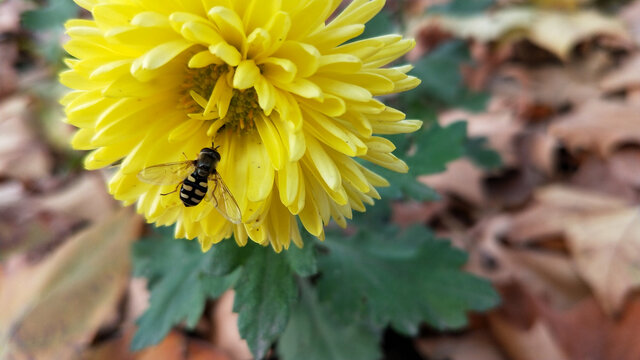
[416,330,506,360]
[125,278,151,324]
[491,62,603,113]
[440,109,521,166]
[604,296,640,360]
[609,147,640,188]
[489,284,570,360]
[525,132,558,176]
[536,295,640,360]
[418,8,630,60]
[620,0,640,45]
[600,53,640,92]
[391,200,439,227]
[136,331,185,360]
[187,339,232,360]
[419,159,486,206]
[210,291,252,360]
[35,173,117,224]
[0,42,19,100]
[466,216,589,308]
[0,95,52,180]
[0,0,31,33]
[527,10,629,60]
[82,328,135,360]
[549,99,640,157]
[570,156,639,201]
[565,206,640,314]
[508,185,629,243]
[0,208,142,359]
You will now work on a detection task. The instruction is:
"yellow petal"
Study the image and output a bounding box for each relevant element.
[262,57,297,84]
[361,152,409,173]
[255,114,285,170]
[180,21,223,45]
[246,28,271,59]
[317,54,362,73]
[370,119,423,134]
[188,50,223,68]
[273,41,319,78]
[303,108,357,156]
[135,39,193,70]
[326,0,384,29]
[304,136,340,191]
[233,59,260,89]
[208,6,246,53]
[277,161,301,206]
[255,77,277,115]
[243,0,281,34]
[311,76,372,102]
[298,188,323,236]
[209,42,241,66]
[246,134,275,202]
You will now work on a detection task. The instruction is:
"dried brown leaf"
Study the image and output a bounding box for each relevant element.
[508,185,629,243]
[419,159,486,206]
[0,208,142,359]
[35,173,117,224]
[549,99,640,157]
[600,54,640,92]
[416,331,506,360]
[609,147,640,188]
[210,291,252,360]
[565,206,640,314]
[0,96,52,180]
[418,8,630,60]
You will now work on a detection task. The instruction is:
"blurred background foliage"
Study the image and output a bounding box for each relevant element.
[2,0,640,359]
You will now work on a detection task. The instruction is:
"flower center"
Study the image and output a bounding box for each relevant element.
[181,64,261,133]
[225,88,260,131]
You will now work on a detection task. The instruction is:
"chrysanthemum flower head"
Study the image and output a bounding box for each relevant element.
[61,0,422,252]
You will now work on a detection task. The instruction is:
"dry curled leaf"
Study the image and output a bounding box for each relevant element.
[549,99,640,157]
[415,8,629,60]
[0,208,142,359]
[416,331,506,360]
[565,206,640,314]
[419,159,486,206]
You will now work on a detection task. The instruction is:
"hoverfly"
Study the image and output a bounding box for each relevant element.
[137,145,242,224]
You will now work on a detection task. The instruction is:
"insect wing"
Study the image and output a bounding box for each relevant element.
[209,173,242,224]
[137,161,195,185]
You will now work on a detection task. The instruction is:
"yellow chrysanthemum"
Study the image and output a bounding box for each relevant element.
[61,0,422,252]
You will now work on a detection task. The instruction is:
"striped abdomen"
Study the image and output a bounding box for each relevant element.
[180,172,208,207]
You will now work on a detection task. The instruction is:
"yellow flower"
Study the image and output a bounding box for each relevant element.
[61,0,421,252]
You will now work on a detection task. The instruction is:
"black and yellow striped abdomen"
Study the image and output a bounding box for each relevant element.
[180,172,208,207]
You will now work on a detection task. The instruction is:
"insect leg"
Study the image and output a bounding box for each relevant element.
[212,180,220,207]
[161,183,181,196]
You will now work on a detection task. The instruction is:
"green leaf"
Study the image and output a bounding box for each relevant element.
[409,40,489,110]
[405,121,467,175]
[233,244,299,359]
[131,232,240,350]
[361,122,466,202]
[278,280,381,360]
[465,136,502,170]
[428,0,495,16]
[351,198,393,230]
[354,9,395,42]
[317,226,500,335]
[22,0,78,31]
[285,238,318,277]
[376,168,440,201]
[206,237,255,276]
